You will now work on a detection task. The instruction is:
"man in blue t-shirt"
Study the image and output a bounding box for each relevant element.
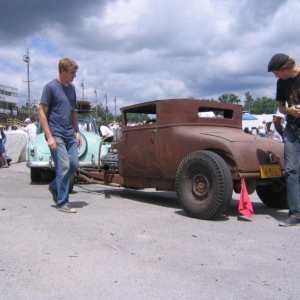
[39,57,82,213]
[268,53,300,226]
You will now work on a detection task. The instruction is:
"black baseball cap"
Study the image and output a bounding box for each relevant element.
[268,53,289,72]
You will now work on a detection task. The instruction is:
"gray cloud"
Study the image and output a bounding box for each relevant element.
[0,0,109,42]
[0,0,299,112]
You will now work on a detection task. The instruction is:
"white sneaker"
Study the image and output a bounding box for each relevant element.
[57,205,77,213]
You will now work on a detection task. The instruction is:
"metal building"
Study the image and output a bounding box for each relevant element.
[0,84,18,116]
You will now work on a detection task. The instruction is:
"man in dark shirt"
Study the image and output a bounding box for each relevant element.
[268,53,300,226]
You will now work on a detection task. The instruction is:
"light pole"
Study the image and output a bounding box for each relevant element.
[114,97,116,120]
[94,87,98,118]
[80,79,85,100]
[105,92,108,123]
[23,48,32,119]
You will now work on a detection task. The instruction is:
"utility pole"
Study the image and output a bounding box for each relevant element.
[114,97,116,120]
[80,79,85,100]
[32,99,36,113]
[23,48,33,119]
[94,87,98,118]
[105,92,108,123]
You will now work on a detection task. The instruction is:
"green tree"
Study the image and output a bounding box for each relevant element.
[94,103,121,123]
[251,96,277,114]
[126,113,149,123]
[243,91,255,113]
[218,94,230,103]
[218,93,241,104]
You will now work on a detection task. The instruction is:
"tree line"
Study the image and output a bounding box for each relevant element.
[18,91,277,124]
[215,91,277,114]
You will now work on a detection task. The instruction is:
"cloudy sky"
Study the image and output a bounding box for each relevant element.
[0,0,299,113]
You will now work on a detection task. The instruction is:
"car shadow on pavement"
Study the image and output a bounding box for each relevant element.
[224,198,289,222]
[77,185,180,209]
[171,197,289,222]
[76,184,290,222]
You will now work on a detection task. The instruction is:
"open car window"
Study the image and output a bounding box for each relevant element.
[198,107,233,119]
[124,104,157,126]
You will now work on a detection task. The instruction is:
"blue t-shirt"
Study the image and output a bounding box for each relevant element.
[40,79,78,138]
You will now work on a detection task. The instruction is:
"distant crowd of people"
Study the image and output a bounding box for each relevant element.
[96,120,122,142]
[1,118,38,136]
[243,112,286,142]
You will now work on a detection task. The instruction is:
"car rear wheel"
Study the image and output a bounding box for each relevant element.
[30,168,42,182]
[256,178,287,209]
[175,150,233,219]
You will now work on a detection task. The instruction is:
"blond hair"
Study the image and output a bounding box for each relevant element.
[58,58,79,74]
[280,57,296,71]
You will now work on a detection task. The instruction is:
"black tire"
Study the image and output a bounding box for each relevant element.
[175,150,233,220]
[30,168,42,182]
[69,174,75,193]
[256,178,287,209]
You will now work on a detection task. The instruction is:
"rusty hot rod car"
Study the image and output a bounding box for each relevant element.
[78,98,286,219]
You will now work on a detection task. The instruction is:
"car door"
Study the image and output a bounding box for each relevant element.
[121,122,160,178]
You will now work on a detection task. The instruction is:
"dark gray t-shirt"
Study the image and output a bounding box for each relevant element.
[40,79,78,138]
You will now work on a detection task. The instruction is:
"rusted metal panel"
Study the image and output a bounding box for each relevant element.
[79,98,284,191]
[119,99,284,183]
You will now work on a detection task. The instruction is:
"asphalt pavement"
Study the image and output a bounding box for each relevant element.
[1,162,300,300]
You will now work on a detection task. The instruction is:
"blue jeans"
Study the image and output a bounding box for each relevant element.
[49,136,78,207]
[284,129,300,215]
[1,138,7,154]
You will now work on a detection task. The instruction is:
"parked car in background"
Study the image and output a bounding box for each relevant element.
[26,101,109,191]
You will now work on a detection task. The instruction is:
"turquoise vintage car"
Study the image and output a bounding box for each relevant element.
[26,105,110,190]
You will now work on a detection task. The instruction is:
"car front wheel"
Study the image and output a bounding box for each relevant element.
[175,150,233,220]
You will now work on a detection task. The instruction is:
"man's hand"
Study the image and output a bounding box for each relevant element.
[76,133,82,148]
[47,136,56,151]
[288,105,300,118]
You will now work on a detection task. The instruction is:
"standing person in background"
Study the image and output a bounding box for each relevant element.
[0,126,11,165]
[0,134,9,168]
[258,120,269,137]
[273,109,287,139]
[99,121,114,142]
[22,118,37,141]
[39,57,82,213]
[268,53,300,226]
[96,119,102,136]
[269,111,285,142]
